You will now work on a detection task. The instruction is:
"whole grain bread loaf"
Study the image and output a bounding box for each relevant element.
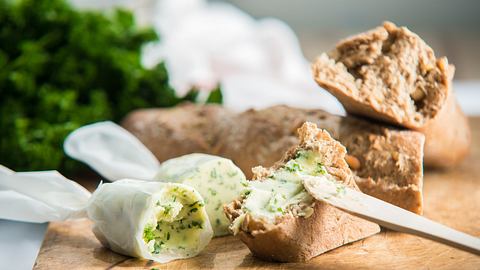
[312,21,470,168]
[122,103,424,214]
[223,122,380,262]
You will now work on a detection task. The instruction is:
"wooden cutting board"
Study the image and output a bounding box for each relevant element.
[34,118,480,270]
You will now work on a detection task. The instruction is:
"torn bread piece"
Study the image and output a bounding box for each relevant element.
[312,21,470,168]
[224,122,380,262]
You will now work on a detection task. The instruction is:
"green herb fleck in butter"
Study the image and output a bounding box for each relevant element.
[231,150,339,233]
[155,154,247,236]
[143,185,208,255]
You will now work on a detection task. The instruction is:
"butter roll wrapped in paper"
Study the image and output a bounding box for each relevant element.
[0,167,213,263]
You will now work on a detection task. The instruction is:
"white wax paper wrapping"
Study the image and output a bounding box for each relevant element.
[88,179,213,263]
[64,122,247,237]
[64,121,160,181]
[0,166,213,263]
[0,167,90,223]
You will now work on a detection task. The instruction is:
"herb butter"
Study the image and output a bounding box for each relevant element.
[143,185,209,256]
[87,180,212,263]
[230,150,333,233]
[155,153,247,236]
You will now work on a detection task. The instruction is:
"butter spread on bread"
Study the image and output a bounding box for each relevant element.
[224,122,380,262]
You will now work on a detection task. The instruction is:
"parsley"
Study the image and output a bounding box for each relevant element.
[143,225,155,242]
[191,221,203,229]
[0,0,222,172]
[284,161,302,172]
[208,188,218,196]
[336,185,346,196]
[206,86,223,104]
[227,171,238,177]
[153,241,164,254]
[315,163,327,175]
[163,204,172,215]
[188,201,201,207]
[210,169,218,178]
[294,150,307,159]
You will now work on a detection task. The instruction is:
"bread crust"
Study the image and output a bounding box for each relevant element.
[224,123,380,262]
[235,201,380,262]
[121,103,234,162]
[122,104,424,214]
[311,21,470,168]
[418,89,471,168]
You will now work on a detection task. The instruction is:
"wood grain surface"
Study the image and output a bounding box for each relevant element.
[33,118,480,270]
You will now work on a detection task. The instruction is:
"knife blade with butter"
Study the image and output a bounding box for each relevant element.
[302,175,480,255]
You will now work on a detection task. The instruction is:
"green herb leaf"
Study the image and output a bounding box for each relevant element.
[315,163,327,175]
[206,85,223,104]
[284,161,302,172]
[143,225,155,242]
[0,0,223,172]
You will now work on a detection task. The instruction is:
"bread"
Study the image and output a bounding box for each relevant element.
[224,122,380,262]
[122,104,234,162]
[312,21,470,168]
[122,103,424,214]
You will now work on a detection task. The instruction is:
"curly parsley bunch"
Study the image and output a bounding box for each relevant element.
[0,0,221,172]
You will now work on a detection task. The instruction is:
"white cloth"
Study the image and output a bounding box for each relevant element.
[71,0,343,114]
[141,0,343,114]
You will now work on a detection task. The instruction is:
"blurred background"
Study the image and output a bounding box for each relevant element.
[1,1,479,269]
[2,0,479,173]
[76,0,480,79]
[217,0,480,79]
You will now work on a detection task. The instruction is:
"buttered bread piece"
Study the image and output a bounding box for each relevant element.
[155,153,246,236]
[229,150,333,234]
[225,122,380,262]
